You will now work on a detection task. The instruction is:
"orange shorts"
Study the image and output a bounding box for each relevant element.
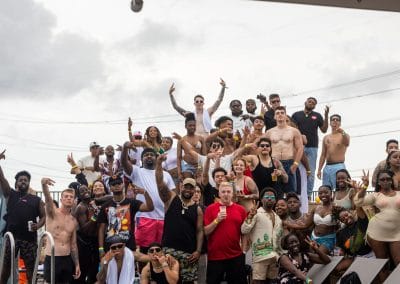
[135,217,164,248]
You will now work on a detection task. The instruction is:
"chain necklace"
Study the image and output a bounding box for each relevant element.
[180,196,192,215]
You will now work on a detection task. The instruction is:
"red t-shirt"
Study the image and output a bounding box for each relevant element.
[204,202,247,260]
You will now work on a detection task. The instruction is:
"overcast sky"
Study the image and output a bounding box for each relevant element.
[1,0,399,192]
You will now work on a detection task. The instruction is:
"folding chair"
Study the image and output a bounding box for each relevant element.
[337,257,388,284]
[306,256,343,284]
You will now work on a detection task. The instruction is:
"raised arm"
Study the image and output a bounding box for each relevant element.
[169,83,188,117]
[121,141,134,176]
[155,154,175,208]
[128,117,134,141]
[0,150,11,198]
[207,78,226,116]
[320,106,329,133]
[201,154,212,186]
[135,186,155,212]
[41,177,56,219]
[285,208,315,230]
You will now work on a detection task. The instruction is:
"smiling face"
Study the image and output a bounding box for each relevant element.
[92,181,106,197]
[233,159,246,175]
[181,183,196,200]
[253,117,264,131]
[274,199,288,218]
[105,145,114,157]
[148,127,159,138]
[318,186,332,204]
[246,99,256,114]
[161,138,172,151]
[286,234,301,254]
[192,186,202,203]
[336,171,349,190]
[339,210,354,226]
[78,185,91,200]
[388,151,400,168]
[185,120,196,135]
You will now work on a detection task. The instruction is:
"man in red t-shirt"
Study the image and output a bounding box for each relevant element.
[204,182,247,283]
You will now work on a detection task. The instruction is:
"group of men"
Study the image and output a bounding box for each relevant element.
[0,83,356,283]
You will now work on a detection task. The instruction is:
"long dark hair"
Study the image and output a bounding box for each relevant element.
[145,126,162,144]
[385,150,400,170]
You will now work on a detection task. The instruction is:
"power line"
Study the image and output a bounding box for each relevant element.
[286,68,400,97]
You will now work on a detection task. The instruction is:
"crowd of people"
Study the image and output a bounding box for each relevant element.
[0,84,399,284]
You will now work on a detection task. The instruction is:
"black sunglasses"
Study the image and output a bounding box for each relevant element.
[259,144,270,148]
[211,144,221,149]
[379,177,392,182]
[148,247,162,253]
[195,100,204,103]
[110,244,124,250]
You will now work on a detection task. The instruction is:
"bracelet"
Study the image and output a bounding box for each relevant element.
[98,247,104,252]
[361,184,368,190]
[128,129,132,132]
[214,219,219,225]
[293,161,299,166]
[71,165,78,170]
[306,277,312,284]
[91,215,97,222]
[245,143,250,148]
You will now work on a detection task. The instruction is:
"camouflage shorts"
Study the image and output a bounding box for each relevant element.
[163,247,198,282]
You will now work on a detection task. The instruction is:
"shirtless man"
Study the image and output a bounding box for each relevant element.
[264,106,304,194]
[177,113,206,180]
[169,79,226,136]
[41,178,81,283]
[205,116,236,155]
[317,114,350,189]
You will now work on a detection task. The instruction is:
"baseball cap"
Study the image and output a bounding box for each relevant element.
[182,178,196,187]
[133,131,142,137]
[89,141,100,149]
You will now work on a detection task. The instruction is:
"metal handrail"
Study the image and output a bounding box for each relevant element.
[32,231,55,284]
[0,232,16,284]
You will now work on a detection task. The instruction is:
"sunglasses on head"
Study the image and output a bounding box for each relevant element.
[148,247,162,253]
[110,244,124,250]
[259,143,270,148]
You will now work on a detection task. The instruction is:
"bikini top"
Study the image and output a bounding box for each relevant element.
[313,213,336,226]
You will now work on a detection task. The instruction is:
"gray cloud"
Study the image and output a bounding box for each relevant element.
[117,19,203,65]
[0,0,105,98]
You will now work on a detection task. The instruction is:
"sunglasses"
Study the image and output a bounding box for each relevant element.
[148,247,162,253]
[211,144,221,149]
[263,195,276,200]
[195,100,204,104]
[259,144,270,148]
[110,244,124,250]
[271,100,280,104]
[379,177,392,182]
